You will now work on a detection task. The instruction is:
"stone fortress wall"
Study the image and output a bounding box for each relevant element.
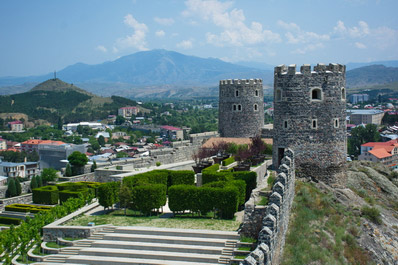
[218,79,264,138]
[240,148,295,265]
[272,63,347,185]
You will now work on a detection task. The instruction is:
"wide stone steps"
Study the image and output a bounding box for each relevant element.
[76,247,222,263]
[99,233,232,247]
[87,240,225,255]
[44,255,68,263]
[112,226,239,240]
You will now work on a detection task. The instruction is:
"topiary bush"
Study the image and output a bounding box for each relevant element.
[222,157,235,166]
[32,186,59,205]
[168,170,195,186]
[130,184,167,215]
[0,217,22,225]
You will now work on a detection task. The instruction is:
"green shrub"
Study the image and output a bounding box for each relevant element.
[361,206,382,225]
[168,170,195,186]
[0,216,22,225]
[202,171,232,185]
[222,157,235,166]
[59,188,92,204]
[233,171,257,201]
[32,186,59,205]
[202,164,220,172]
[130,184,167,215]
[5,204,51,213]
[123,170,168,188]
[168,185,197,213]
[214,186,239,219]
[57,182,86,191]
[156,162,161,167]
[98,182,120,209]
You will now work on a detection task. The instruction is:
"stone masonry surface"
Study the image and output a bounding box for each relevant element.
[219,79,264,138]
[272,63,347,185]
[240,148,295,265]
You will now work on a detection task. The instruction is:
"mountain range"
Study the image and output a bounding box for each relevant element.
[0,49,397,98]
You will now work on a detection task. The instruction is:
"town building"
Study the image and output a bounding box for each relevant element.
[0,161,39,179]
[118,106,138,118]
[348,94,369,104]
[358,140,398,168]
[347,109,385,125]
[7,121,24,132]
[160,125,184,141]
[39,143,86,170]
[0,138,7,150]
[63,122,105,131]
[21,140,65,153]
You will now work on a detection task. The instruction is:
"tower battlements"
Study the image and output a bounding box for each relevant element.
[274,63,346,76]
[219,78,262,86]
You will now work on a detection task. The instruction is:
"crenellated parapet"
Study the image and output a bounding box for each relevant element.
[240,148,295,265]
[274,63,345,76]
[219,78,263,85]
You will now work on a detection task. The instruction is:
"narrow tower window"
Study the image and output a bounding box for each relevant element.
[233,104,237,111]
[341,88,346,101]
[238,104,242,111]
[334,118,339,128]
[311,88,322,100]
[284,120,288,129]
[255,90,259,97]
[312,119,318,129]
[276,89,282,101]
[254,104,258,111]
[235,90,239,97]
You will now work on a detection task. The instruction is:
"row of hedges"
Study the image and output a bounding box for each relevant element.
[222,157,235,166]
[130,184,167,215]
[202,168,256,202]
[0,216,22,225]
[168,184,241,219]
[5,204,51,213]
[32,181,101,205]
[123,170,195,189]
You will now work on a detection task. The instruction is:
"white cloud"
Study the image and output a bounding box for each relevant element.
[355,42,367,49]
[292,43,324,55]
[278,20,330,44]
[333,20,370,38]
[177,40,193,49]
[114,14,148,52]
[155,30,165,37]
[95,45,107,53]
[154,17,175,26]
[183,0,280,47]
[370,26,398,50]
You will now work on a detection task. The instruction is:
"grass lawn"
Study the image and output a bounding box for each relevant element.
[64,209,241,231]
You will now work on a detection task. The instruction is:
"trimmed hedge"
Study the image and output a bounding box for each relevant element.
[203,180,246,206]
[233,171,257,201]
[32,186,59,205]
[168,184,240,219]
[202,164,220,172]
[123,170,168,188]
[5,204,51,213]
[98,182,120,209]
[130,184,167,215]
[222,157,235,166]
[0,216,22,225]
[59,188,92,204]
[168,170,195,186]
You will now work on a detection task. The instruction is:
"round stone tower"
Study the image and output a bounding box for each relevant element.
[272,63,347,185]
[218,79,264,138]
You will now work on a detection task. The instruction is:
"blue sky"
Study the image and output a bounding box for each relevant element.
[0,0,397,76]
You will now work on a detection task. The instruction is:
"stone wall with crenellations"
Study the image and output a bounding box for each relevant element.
[240,148,295,265]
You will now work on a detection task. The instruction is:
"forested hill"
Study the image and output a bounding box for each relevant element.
[0,78,139,124]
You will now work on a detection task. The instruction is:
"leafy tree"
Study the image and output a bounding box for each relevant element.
[15,178,22,196]
[67,151,88,167]
[36,175,43,187]
[57,116,63,130]
[91,161,97,172]
[41,168,58,184]
[76,125,84,134]
[116,152,128,158]
[65,163,72,177]
[7,178,17,197]
[30,176,38,190]
[98,135,106,147]
[115,115,126,125]
[98,182,120,210]
[119,184,132,216]
[27,150,39,162]
[348,124,381,157]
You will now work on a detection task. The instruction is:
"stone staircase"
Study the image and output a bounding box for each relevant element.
[38,226,238,265]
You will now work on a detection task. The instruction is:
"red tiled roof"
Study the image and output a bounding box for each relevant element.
[22,139,42,145]
[8,121,23,125]
[369,148,392,159]
[161,125,182,131]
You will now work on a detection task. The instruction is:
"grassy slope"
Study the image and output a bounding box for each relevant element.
[282,161,398,264]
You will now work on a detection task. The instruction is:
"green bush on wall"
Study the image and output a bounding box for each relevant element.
[0,216,22,225]
[32,186,59,205]
[222,157,235,166]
